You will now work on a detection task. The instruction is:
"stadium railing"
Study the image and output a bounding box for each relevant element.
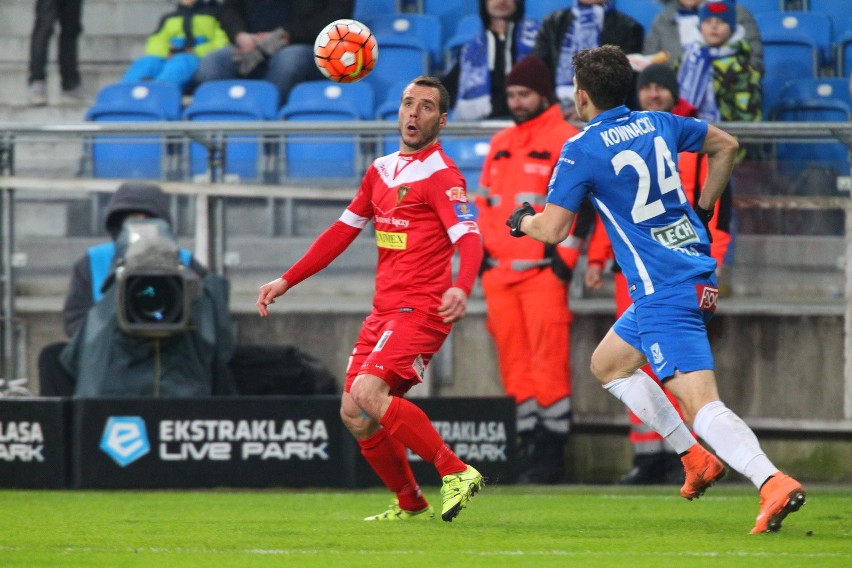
[0,121,851,430]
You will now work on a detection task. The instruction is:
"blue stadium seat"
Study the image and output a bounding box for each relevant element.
[803,0,852,44]
[838,31,852,76]
[375,80,409,155]
[284,80,375,120]
[278,81,375,180]
[759,29,820,117]
[613,0,664,32]
[524,0,568,21]
[182,80,279,181]
[84,82,182,179]
[773,98,851,176]
[354,0,399,23]
[366,14,444,71]
[738,0,784,14]
[755,11,834,68]
[374,80,408,121]
[364,35,430,99]
[423,0,478,49]
[776,77,852,112]
[443,14,483,68]
[440,137,491,190]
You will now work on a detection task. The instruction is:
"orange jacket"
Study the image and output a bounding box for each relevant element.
[477,104,580,285]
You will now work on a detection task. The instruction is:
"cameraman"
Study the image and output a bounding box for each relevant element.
[38,181,223,396]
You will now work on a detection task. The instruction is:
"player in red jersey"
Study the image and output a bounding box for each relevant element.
[257,76,485,522]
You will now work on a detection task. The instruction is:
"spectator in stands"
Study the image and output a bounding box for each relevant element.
[27,0,85,106]
[676,0,762,125]
[645,0,763,73]
[584,63,732,485]
[38,182,222,396]
[531,0,644,119]
[194,0,353,105]
[122,0,230,92]
[442,0,539,120]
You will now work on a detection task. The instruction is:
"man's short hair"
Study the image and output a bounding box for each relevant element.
[408,76,451,114]
[572,45,633,110]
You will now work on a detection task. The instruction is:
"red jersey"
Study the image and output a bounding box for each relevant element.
[344,143,481,317]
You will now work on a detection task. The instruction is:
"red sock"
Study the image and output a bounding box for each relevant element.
[358,428,428,512]
[380,397,466,478]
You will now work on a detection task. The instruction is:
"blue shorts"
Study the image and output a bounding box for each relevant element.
[613,279,718,380]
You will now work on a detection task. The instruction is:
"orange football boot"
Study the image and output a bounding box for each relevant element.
[750,473,806,534]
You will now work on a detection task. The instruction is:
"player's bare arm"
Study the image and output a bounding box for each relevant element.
[697,125,738,210]
[518,203,576,245]
[256,277,290,317]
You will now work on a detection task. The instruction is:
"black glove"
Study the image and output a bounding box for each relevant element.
[506,201,535,237]
[694,205,713,243]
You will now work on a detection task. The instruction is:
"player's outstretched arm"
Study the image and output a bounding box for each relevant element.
[509,202,575,245]
[257,277,290,317]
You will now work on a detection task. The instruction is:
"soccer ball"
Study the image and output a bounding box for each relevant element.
[313,19,378,83]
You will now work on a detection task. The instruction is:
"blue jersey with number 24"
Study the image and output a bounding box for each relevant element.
[547,105,715,302]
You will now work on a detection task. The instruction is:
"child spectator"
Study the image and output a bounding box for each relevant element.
[122,0,229,91]
[676,0,761,124]
[645,0,763,74]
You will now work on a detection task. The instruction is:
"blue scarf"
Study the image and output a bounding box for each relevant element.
[678,42,739,122]
[555,2,606,107]
[455,18,538,120]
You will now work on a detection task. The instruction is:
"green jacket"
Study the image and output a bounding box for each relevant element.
[711,39,762,123]
[145,4,229,58]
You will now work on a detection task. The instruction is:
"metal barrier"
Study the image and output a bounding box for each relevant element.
[1,121,851,421]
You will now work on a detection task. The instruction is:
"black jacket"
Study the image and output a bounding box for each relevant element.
[218,0,353,45]
[532,8,644,110]
[532,8,644,72]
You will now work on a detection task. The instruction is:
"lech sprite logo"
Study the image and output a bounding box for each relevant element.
[100,416,150,467]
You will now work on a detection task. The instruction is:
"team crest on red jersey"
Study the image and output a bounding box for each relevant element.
[396,185,410,204]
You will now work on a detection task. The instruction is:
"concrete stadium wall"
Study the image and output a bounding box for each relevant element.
[17,297,850,483]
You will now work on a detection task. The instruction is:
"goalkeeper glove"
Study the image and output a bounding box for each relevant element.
[506,201,535,237]
[694,205,713,243]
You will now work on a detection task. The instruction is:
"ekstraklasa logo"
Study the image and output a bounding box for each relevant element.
[100,416,150,467]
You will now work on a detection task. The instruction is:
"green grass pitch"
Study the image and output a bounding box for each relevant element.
[1,484,849,567]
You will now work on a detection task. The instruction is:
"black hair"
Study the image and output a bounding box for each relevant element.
[572,45,634,110]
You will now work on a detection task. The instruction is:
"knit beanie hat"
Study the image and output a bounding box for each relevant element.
[637,63,680,101]
[699,0,737,31]
[505,55,554,100]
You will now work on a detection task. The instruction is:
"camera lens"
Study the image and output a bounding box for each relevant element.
[125,275,183,324]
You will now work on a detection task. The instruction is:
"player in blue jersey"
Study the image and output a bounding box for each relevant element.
[506,45,806,534]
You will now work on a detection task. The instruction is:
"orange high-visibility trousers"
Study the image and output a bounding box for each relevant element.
[482,267,572,408]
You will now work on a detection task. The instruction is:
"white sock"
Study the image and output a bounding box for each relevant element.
[693,401,778,488]
[603,370,695,454]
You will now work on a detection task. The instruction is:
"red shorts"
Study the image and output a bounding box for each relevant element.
[345,310,449,397]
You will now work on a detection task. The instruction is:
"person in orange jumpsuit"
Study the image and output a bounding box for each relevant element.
[584,64,732,484]
[476,55,585,484]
